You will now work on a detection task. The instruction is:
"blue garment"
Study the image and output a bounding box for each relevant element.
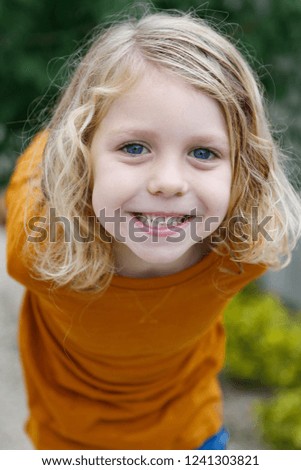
[196,427,229,450]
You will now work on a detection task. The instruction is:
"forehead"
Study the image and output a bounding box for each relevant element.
[97,66,229,147]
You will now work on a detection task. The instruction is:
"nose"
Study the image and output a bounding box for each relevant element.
[147,158,189,197]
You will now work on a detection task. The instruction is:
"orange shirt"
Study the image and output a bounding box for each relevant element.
[6,134,266,449]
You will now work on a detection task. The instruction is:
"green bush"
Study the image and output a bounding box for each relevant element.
[256,388,301,449]
[224,286,301,388]
[224,286,301,449]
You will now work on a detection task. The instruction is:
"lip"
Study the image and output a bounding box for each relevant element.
[130,213,194,237]
[130,211,194,217]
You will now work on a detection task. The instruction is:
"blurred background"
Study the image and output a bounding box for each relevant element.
[0,0,301,450]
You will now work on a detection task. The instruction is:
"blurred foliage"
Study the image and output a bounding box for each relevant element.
[224,285,301,449]
[1,0,301,187]
[256,388,301,449]
[224,285,301,388]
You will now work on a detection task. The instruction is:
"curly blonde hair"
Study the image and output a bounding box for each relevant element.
[27,9,301,293]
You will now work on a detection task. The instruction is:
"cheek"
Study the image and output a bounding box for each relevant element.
[212,167,232,207]
[216,186,231,219]
[223,175,232,210]
[196,172,231,227]
[91,170,131,217]
[91,185,102,217]
[200,178,231,210]
[91,174,111,215]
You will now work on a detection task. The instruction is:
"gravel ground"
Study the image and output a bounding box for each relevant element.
[0,226,31,449]
[0,225,269,450]
[222,378,270,450]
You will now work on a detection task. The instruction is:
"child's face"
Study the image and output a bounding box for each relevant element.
[91,67,231,277]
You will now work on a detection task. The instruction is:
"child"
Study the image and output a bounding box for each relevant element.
[5,10,301,450]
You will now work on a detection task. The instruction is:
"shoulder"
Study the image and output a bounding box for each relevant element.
[212,253,268,299]
[5,132,48,289]
[6,132,47,198]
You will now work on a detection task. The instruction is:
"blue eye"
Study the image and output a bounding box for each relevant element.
[122,143,148,155]
[191,148,215,160]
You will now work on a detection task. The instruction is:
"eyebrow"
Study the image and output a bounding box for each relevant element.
[107,128,229,149]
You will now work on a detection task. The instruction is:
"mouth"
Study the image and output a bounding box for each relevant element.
[130,212,196,227]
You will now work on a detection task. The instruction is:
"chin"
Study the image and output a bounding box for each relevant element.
[132,244,194,265]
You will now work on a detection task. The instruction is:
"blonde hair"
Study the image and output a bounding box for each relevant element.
[28,8,301,293]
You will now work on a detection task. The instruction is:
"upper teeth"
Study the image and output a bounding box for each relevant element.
[133,213,190,225]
